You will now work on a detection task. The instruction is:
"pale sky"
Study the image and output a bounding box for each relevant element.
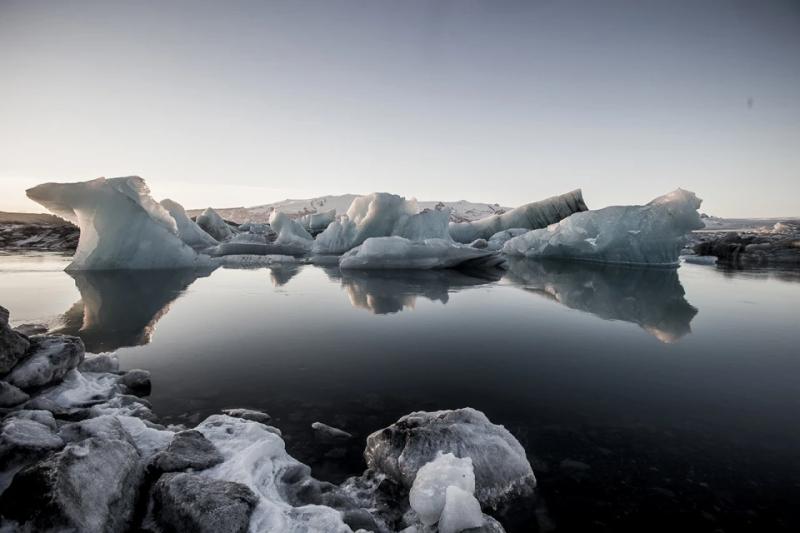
[1,0,799,217]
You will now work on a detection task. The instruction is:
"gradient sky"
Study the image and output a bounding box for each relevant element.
[1,0,798,217]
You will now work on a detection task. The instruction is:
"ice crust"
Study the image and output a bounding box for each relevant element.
[409,452,476,525]
[503,189,703,265]
[26,177,212,270]
[449,189,588,243]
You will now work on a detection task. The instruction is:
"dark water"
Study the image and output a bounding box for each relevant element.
[1,253,799,532]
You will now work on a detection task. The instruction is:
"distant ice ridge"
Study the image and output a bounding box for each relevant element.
[26,177,213,271]
[504,189,704,266]
[449,189,588,243]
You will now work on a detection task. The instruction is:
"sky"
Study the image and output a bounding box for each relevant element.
[1,0,798,217]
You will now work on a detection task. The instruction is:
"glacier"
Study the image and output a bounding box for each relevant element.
[26,177,212,271]
[449,189,588,243]
[503,189,703,265]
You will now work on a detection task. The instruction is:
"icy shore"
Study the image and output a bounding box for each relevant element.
[0,305,534,532]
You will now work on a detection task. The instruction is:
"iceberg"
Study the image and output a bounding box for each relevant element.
[268,211,314,251]
[299,208,336,233]
[504,189,704,266]
[339,237,506,271]
[159,199,218,249]
[195,207,236,242]
[26,177,211,270]
[312,193,450,254]
[449,189,588,243]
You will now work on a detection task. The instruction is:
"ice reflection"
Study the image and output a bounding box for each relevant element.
[335,268,504,315]
[54,268,213,352]
[505,258,698,342]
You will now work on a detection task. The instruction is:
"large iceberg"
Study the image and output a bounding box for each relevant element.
[299,208,336,233]
[312,193,448,254]
[26,177,212,270]
[339,237,506,271]
[268,211,314,251]
[504,189,704,266]
[449,189,587,243]
[195,207,236,242]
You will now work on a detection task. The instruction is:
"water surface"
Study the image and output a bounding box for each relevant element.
[1,252,798,532]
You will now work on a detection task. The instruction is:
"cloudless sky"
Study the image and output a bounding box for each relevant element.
[1,0,798,216]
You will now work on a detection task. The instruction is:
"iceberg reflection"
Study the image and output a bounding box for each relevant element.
[336,268,504,315]
[505,258,698,342]
[54,268,212,352]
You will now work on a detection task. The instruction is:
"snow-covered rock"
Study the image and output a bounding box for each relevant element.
[409,452,476,526]
[503,189,704,266]
[449,189,587,243]
[365,408,535,508]
[299,208,337,233]
[161,198,219,249]
[0,305,30,374]
[0,381,28,407]
[339,237,507,271]
[269,211,314,251]
[118,368,151,395]
[5,335,84,390]
[221,408,272,424]
[312,421,352,441]
[26,177,212,270]
[78,353,120,373]
[196,207,236,241]
[150,430,224,473]
[0,436,144,533]
[151,472,258,533]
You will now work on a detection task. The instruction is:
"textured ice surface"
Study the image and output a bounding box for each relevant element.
[196,415,353,533]
[339,237,506,270]
[487,228,530,251]
[269,211,314,251]
[449,189,587,243]
[409,452,476,525]
[196,207,236,241]
[439,485,485,533]
[27,177,211,270]
[299,209,336,232]
[504,189,703,265]
[160,199,219,249]
[312,193,450,254]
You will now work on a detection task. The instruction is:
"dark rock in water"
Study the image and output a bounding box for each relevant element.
[150,430,224,473]
[221,408,272,424]
[0,436,143,533]
[693,228,800,266]
[0,305,30,374]
[365,408,536,508]
[79,353,120,373]
[119,368,151,395]
[4,335,84,390]
[12,323,48,336]
[151,472,257,533]
[0,380,29,407]
[312,421,352,441]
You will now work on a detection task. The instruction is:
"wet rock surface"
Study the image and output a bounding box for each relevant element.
[0,305,30,374]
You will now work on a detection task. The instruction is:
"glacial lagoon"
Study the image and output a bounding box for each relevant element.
[1,252,799,532]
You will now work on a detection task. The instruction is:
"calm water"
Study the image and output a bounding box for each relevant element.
[1,252,799,532]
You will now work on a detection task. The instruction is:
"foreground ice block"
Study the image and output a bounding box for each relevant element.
[26,177,212,270]
[339,237,506,270]
[449,189,587,243]
[504,189,704,266]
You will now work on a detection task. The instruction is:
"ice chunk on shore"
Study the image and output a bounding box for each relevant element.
[439,485,485,533]
[269,211,314,251]
[409,452,476,525]
[339,237,506,270]
[313,193,449,254]
[449,189,587,243]
[504,189,703,265]
[160,199,219,249]
[27,177,212,270]
[196,207,236,241]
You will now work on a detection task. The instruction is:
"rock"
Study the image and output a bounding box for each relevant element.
[150,430,224,473]
[221,408,271,424]
[0,436,144,532]
[12,323,48,336]
[0,305,30,374]
[365,408,536,507]
[118,368,151,395]
[79,353,120,373]
[5,335,84,390]
[312,421,352,441]
[4,409,57,430]
[0,380,29,407]
[59,415,136,446]
[151,472,258,533]
[0,417,64,455]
